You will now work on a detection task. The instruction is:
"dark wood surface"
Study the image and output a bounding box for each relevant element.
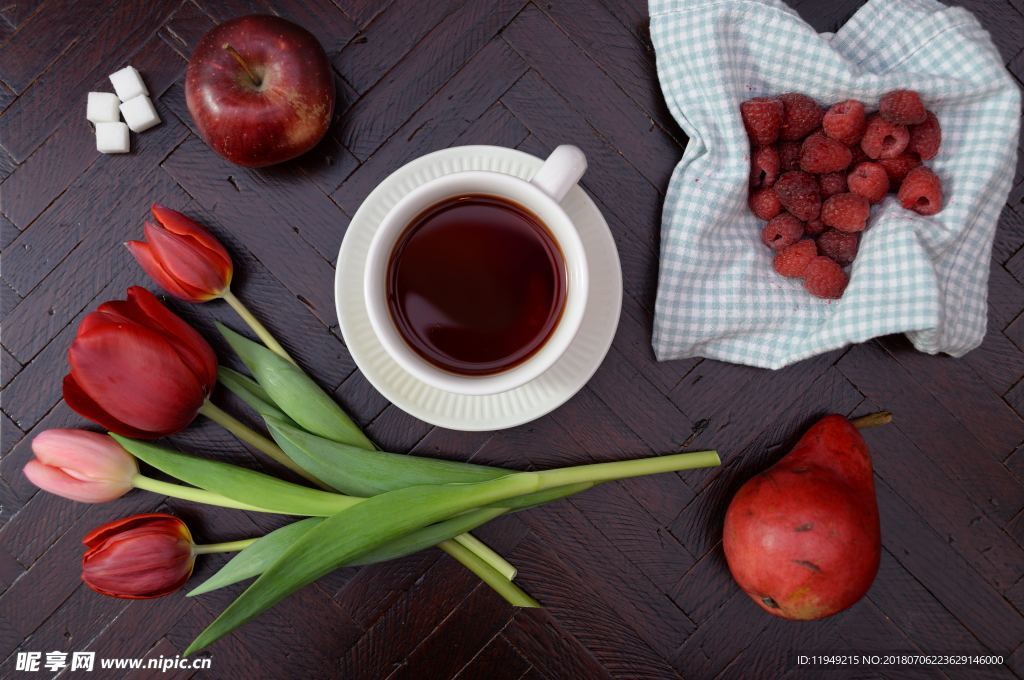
[1,0,1023,678]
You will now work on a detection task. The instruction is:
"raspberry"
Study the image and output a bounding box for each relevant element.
[779,93,824,141]
[773,239,818,278]
[762,213,804,250]
[749,187,782,220]
[879,89,927,125]
[741,97,784,146]
[849,143,869,167]
[778,141,802,171]
[750,145,780,188]
[908,111,941,160]
[803,256,849,299]
[819,172,848,198]
[861,114,910,159]
[847,162,889,203]
[804,218,826,236]
[897,166,943,215]
[878,152,921,189]
[817,229,860,266]
[822,192,870,232]
[800,133,853,173]
[773,171,821,221]
[822,99,866,145]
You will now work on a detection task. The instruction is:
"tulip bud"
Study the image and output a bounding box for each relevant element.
[126,204,233,303]
[23,429,138,503]
[82,513,195,599]
[63,286,218,438]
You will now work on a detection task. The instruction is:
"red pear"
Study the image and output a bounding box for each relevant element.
[722,414,881,620]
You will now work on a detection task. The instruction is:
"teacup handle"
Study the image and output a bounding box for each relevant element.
[530,145,587,203]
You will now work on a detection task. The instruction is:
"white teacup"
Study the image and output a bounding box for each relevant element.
[364,145,589,396]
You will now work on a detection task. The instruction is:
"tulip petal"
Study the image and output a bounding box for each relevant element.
[84,513,190,547]
[32,429,138,483]
[68,319,205,435]
[23,459,129,503]
[63,374,157,439]
[83,513,194,599]
[126,287,218,391]
[150,204,232,271]
[143,221,230,300]
[126,239,209,302]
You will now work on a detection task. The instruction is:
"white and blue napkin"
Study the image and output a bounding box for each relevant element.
[649,0,1021,368]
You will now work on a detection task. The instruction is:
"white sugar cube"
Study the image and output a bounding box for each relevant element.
[119,94,160,132]
[96,122,130,154]
[108,65,148,102]
[86,92,121,123]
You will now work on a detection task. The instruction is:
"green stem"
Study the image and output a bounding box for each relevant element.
[436,540,538,608]
[198,400,323,486]
[533,450,721,491]
[453,534,516,580]
[222,289,294,364]
[193,538,258,555]
[132,475,273,513]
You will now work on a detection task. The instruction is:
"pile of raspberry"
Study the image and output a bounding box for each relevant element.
[743,90,943,299]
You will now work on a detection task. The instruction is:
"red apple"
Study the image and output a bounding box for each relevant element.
[185,15,335,168]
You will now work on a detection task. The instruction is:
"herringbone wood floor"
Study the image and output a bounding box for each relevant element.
[1,0,1023,678]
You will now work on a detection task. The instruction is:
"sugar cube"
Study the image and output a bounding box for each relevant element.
[119,95,160,133]
[108,66,148,102]
[96,122,130,154]
[87,92,121,123]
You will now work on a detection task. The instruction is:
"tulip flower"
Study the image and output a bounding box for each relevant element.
[62,286,319,478]
[62,286,217,439]
[23,428,276,511]
[82,514,196,598]
[83,513,257,599]
[127,204,292,361]
[23,429,137,503]
[126,204,232,303]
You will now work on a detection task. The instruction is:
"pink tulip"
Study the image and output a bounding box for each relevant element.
[82,513,195,599]
[23,429,138,503]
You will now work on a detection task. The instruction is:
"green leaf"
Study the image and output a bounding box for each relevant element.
[185,472,541,655]
[266,418,506,495]
[217,366,297,426]
[189,518,323,596]
[113,436,357,517]
[217,323,373,449]
[190,507,511,596]
[266,419,594,508]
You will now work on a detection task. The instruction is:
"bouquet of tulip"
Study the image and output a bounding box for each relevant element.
[23,205,720,654]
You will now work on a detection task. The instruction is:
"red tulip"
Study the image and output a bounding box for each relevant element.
[82,513,195,599]
[23,429,138,503]
[126,204,232,302]
[63,286,218,439]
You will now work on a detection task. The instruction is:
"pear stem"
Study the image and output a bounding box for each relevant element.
[851,411,892,429]
[222,44,261,86]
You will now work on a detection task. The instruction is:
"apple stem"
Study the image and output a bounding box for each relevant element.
[223,43,261,86]
[851,411,892,429]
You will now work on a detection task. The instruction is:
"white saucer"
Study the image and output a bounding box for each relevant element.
[335,145,622,431]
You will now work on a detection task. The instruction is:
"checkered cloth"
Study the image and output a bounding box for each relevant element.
[648,0,1021,369]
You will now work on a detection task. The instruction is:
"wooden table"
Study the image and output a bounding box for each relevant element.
[2,1,1023,677]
